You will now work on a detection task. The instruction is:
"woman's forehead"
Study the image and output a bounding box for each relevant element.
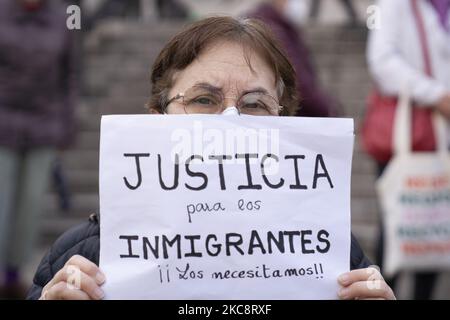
[170,41,277,95]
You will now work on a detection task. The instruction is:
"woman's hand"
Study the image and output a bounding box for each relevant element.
[337,267,396,300]
[40,255,106,300]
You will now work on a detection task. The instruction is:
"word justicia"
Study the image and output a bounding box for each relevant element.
[122,153,334,191]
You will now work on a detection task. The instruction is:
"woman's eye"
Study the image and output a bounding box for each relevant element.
[193,96,216,105]
[242,102,265,109]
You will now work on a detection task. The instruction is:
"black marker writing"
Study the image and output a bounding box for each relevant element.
[123,153,150,190]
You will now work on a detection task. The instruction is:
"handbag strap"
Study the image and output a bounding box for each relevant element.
[394,0,448,156]
[393,86,412,156]
[395,95,448,156]
[434,113,448,155]
[411,0,433,77]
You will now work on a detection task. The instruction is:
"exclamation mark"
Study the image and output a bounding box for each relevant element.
[158,264,171,283]
[166,264,170,283]
[158,265,163,283]
[315,263,324,279]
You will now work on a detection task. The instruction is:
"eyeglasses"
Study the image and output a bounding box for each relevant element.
[164,85,283,116]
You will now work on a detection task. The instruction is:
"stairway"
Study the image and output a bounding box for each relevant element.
[304,26,380,261]
[40,20,185,244]
[39,20,379,262]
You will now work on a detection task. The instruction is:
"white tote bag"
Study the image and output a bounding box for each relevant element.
[377,90,450,277]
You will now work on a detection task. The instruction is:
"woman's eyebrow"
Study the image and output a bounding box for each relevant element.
[192,83,270,96]
[192,82,222,93]
[241,87,269,95]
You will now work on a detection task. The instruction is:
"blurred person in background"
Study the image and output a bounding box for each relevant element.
[156,0,189,20]
[0,0,78,299]
[310,0,360,27]
[366,0,450,299]
[247,0,339,117]
[83,0,188,30]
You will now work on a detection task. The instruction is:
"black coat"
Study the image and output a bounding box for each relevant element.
[26,214,372,299]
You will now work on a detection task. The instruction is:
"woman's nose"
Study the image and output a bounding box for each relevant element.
[221,96,240,115]
[221,106,240,115]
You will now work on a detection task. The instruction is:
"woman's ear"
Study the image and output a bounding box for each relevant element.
[146,103,163,114]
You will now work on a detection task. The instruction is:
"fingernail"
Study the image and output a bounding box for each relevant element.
[94,287,105,300]
[96,272,106,284]
[338,274,349,285]
[338,287,349,299]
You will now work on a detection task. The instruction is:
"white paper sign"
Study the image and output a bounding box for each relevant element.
[99,115,354,299]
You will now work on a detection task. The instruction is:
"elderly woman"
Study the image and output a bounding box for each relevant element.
[27,17,395,300]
